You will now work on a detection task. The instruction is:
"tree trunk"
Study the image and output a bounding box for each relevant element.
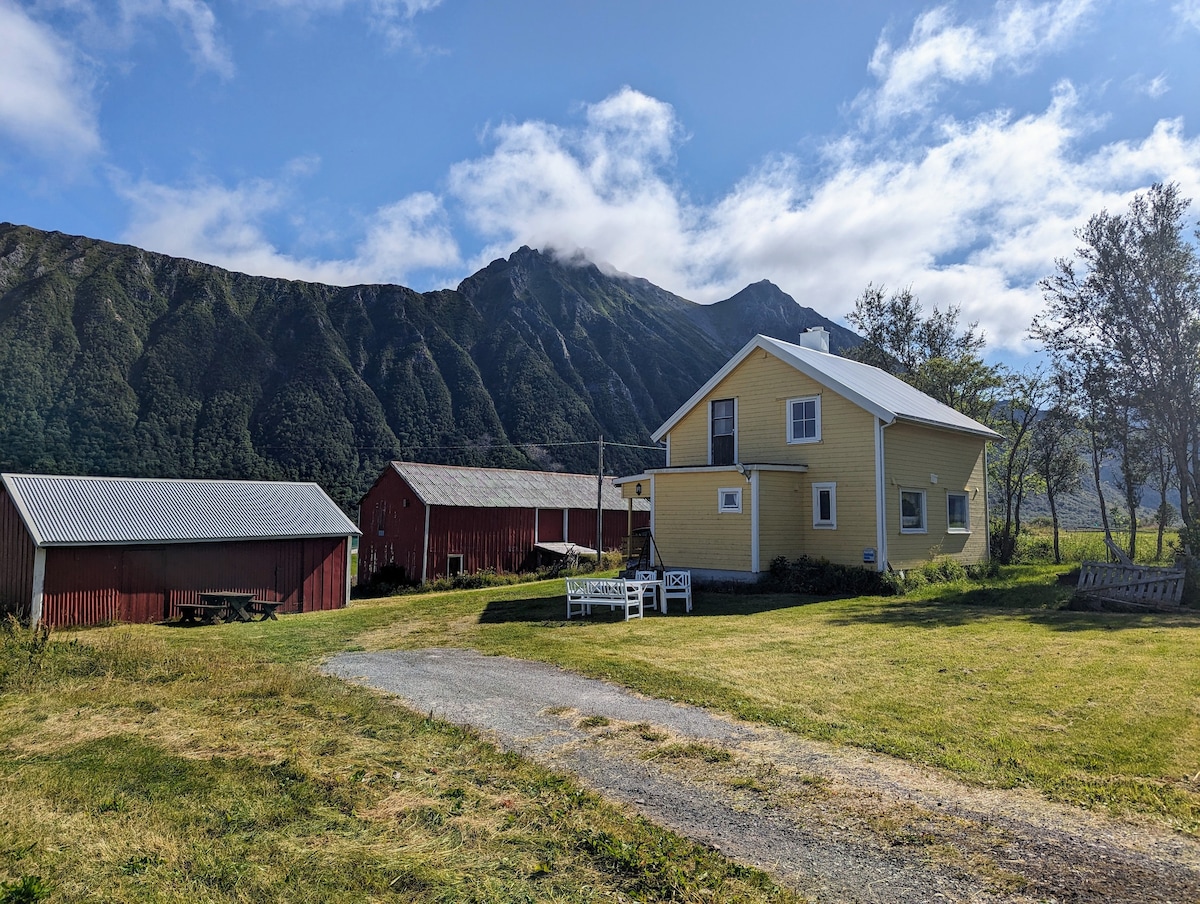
[1048,487,1061,565]
[1089,425,1114,558]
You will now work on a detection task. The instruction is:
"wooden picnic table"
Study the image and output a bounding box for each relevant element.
[177,593,283,625]
[199,592,257,622]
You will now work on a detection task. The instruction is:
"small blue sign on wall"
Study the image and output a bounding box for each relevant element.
[863,548,877,564]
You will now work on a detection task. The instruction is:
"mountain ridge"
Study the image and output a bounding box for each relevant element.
[0,222,861,506]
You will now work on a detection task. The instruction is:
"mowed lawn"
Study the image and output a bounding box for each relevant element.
[319,568,1200,833]
[3,566,1198,901]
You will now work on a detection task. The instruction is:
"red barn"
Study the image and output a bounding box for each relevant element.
[0,473,360,628]
[359,462,651,584]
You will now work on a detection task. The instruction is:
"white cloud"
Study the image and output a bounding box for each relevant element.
[45,0,233,77]
[864,0,1095,122]
[1176,0,1200,30]
[442,82,1200,354]
[99,3,1200,360]
[115,165,461,285]
[258,0,443,46]
[0,0,100,157]
[1142,73,1170,98]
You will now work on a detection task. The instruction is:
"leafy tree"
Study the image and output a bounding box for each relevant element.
[1029,401,1085,564]
[846,284,1004,423]
[1035,183,1200,553]
[989,369,1050,564]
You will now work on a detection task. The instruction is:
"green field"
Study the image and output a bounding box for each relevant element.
[2,561,1199,901]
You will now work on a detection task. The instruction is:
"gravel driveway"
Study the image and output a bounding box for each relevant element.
[323,648,1200,904]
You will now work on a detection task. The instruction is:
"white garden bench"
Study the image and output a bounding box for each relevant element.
[565,577,645,621]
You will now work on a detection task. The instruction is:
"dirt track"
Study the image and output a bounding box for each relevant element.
[323,648,1200,904]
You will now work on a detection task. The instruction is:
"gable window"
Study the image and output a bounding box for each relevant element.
[787,396,821,443]
[711,398,736,465]
[900,489,927,533]
[947,492,970,532]
[717,487,742,513]
[812,482,836,529]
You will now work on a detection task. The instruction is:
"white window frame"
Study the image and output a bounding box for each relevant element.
[717,486,743,514]
[900,489,927,534]
[709,398,737,465]
[812,482,837,529]
[786,395,822,444]
[447,554,465,577]
[946,491,971,533]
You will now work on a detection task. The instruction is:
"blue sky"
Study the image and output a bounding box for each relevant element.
[3,0,1199,361]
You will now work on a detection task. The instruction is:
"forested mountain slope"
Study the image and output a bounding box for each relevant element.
[0,224,856,506]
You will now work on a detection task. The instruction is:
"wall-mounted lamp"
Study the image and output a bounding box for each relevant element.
[635,482,643,496]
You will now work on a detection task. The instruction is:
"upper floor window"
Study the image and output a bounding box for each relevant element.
[711,398,736,465]
[787,396,821,444]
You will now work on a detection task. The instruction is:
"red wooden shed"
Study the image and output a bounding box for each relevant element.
[359,462,651,584]
[0,473,360,628]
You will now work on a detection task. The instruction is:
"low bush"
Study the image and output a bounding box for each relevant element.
[762,556,892,596]
[760,555,978,597]
[355,551,626,598]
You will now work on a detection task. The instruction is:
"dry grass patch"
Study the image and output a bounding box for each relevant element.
[0,619,801,903]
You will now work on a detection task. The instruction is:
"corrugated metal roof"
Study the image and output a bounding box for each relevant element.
[390,462,652,511]
[1,474,360,547]
[652,334,1002,441]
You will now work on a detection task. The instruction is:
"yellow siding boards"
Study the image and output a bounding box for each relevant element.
[757,471,805,565]
[656,347,991,573]
[883,422,988,568]
[659,349,882,571]
[654,471,751,572]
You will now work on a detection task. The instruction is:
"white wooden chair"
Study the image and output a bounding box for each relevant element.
[663,570,692,613]
[634,570,660,612]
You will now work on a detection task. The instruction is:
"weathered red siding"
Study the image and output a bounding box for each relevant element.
[536,509,565,542]
[40,537,348,628]
[358,468,428,584]
[0,487,36,617]
[358,467,650,584]
[427,506,537,578]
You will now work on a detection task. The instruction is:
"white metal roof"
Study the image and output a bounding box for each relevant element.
[1,473,360,547]
[651,334,1002,442]
[388,462,651,511]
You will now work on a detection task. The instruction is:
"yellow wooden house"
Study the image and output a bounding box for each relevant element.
[620,329,1001,579]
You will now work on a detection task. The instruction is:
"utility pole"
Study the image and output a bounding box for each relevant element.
[595,435,604,567]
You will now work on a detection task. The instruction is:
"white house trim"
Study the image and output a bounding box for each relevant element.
[30,547,46,626]
[750,469,761,573]
[421,505,431,583]
[875,418,888,572]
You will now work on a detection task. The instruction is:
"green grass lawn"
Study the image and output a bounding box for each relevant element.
[281,566,1200,833]
[0,618,799,903]
[3,564,1199,900]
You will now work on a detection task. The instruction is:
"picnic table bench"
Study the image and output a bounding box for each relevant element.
[245,599,283,620]
[178,593,282,625]
[565,578,649,621]
[177,602,230,625]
